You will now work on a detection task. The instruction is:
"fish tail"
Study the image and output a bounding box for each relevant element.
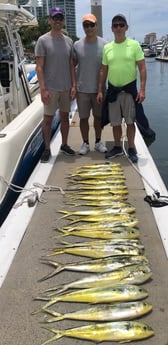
[40,330,63,345]
[31,303,53,315]
[42,308,63,318]
[41,327,63,344]
[57,210,71,219]
[38,261,63,281]
[38,269,61,282]
[68,218,81,225]
[42,285,67,297]
[56,225,74,232]
[46,249,64,256]
[46,316,62,323]
[45,312,64,323]
[53,230,69,238]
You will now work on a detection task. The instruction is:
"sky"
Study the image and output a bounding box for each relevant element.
[75,0,168,43]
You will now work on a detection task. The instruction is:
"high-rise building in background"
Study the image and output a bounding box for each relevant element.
[19,0,76,37]
[91,0,102,37]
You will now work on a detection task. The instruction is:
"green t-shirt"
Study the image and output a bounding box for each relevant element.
[102,38,144,87]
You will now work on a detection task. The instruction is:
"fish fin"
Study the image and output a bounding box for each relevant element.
[119,340,131,344]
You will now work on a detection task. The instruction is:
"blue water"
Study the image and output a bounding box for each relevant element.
[143,58,168,189]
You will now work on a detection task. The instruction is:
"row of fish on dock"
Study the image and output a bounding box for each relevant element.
[32,162,154,344]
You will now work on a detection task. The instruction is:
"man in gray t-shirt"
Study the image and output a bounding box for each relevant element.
[35,7,76,162]
[73,13,107,155]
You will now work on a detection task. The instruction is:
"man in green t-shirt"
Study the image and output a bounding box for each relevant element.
[97,14,147,163]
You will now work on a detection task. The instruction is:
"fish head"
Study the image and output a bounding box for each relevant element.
[128,321,154,340]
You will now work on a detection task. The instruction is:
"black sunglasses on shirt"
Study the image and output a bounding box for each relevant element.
[112,23,126,28]
[83,22,96,28]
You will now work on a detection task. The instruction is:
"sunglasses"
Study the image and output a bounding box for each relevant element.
[52,15,64,21]
[83,22,96,28]
[112,23,126,28]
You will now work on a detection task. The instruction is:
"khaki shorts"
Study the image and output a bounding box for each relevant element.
[108,92,136,126]
[77,92,102,119]
[44,90,71,115]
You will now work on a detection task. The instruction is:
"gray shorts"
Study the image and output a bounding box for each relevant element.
[44,90,71,115]
[77,92,102,119]
[108,92,136,126]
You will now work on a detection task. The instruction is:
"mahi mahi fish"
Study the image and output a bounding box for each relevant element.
[57,220,138,232]
[33,284,149,312]
[43,301,152,323]
[66,184,128,191]
[68,178,126,185]
[39,255,149,281]
[71,162,122,171]
[60,214,137,225]
[40,321,154,344]
[39,264,152,294]
[47,242,144,258]
[66,193,128,201]
[58,205,135,219]
[56,226,140,240]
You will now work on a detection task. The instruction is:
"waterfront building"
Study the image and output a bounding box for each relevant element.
[19,0,76,37]
[144,32,156,45]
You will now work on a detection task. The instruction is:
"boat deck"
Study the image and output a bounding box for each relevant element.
[0,112,168,345]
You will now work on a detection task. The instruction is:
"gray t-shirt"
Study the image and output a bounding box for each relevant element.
[35,32,73,91]
[73,36,107,93]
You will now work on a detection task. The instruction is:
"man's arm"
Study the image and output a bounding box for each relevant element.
[97,64,108,103]
[69,57,76,99]
[36,56,50,105]
[36,56,46,91]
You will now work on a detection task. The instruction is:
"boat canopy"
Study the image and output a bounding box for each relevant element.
[0,2,37,28]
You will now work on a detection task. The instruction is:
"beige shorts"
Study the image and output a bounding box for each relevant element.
[77,92,102,119]
[108,92,136,126]
[44,90,71,115]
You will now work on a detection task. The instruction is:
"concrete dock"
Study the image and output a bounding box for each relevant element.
[0,114,168,345]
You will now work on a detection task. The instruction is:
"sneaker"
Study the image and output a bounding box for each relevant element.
[40,149,51,163]
[61,144,75,156]
[128,148,138,163]
[79,142,90,155]
[105,146,123,159]
[95,141,107,153]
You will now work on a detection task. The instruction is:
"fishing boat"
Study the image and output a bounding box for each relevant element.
[0,1,60,225]
[155,42,168,62]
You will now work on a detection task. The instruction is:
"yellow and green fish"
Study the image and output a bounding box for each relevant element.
[39,255,149,281]
[43,301,152,323]
[39,264,151,294]
[56,226,140,240]
[33,284,149,312]
[40,321,154,344]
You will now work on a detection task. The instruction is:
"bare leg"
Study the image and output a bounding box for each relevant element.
[127,123,136,148]
[80,118,89,142]
[60,111,69,146]
[42,115,53,150]
[113,125,122,146]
